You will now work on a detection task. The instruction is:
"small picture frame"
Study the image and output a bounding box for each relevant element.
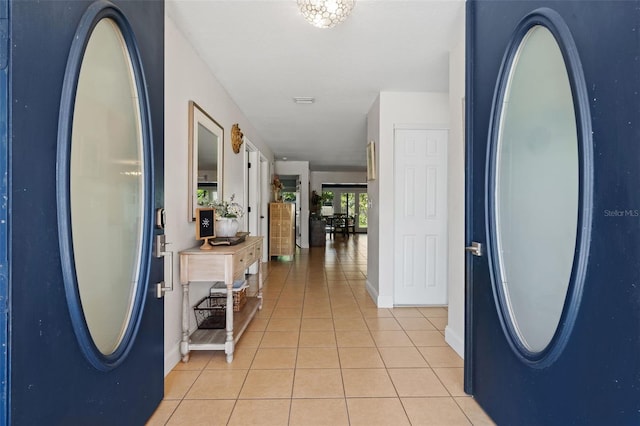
[367,141,376,181]
[195,207,216,250]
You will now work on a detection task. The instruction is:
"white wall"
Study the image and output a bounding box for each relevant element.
[163,15,273,375]
[274,161,310,248]
[446,18,466,359]
[310,171,367,194]
[366,97,381,301]
[369,92,450,308]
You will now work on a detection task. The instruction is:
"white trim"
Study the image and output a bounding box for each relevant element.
[445,325,465,359]
[164,342,182,376]
[393,123,449,131]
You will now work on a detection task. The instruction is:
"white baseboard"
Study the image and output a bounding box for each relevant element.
[445,325,465,359]
[164,341,182,376]
[365,279,378,303]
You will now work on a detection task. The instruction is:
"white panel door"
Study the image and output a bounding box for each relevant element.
[394,128,448,305]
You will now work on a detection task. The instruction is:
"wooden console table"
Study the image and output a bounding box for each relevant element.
[179,236,263,363]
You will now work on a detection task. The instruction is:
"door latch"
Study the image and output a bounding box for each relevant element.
[154,234,174,298]
[465,241,483,257]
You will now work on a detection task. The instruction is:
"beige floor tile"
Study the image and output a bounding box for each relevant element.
[406,330,447,346]
[342,368,397,397]
[346,398,410,426]
[228,399,291,426]
[434,367,466,396]
[333,316,368,330]
[146,399,179,425]
[171,351,212,371]
[331,309,363,319]
[429,316,448,331]
[338,347,385,368]
[419,306,448,318]
[301,318,334,331]
[266,317,301,332]
[378,347,429,368]
[396,316,438,331]
[166,400,235,426]
[391,307,424,317]
[245,317,269,332]
[299,330,337,347]
[276,297,305,308]
[271,307,303,318]
[254,305,275,319]
[164,370,200,400]
[251,348,297,369]
[260,331,300,348]
[402,397,471,425]
[205,346,257,370]
[365,317,402,330]
[239,369,294,398]
[296,347,340,368]
[455,397,496,425]
[302,307,334,318]
[292,368,344,398]
[235,331,264,347]
[335,330,375,347]
[185,370,248,399]
[419,346,464,367]
[289,399,349,426]
[360,307,394,318]
[371,330,414,347]
[388,368,450,397]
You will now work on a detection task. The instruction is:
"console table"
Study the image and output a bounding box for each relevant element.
[179,236,263,363]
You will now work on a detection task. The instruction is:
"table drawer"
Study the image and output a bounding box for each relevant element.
[232,247,248,276]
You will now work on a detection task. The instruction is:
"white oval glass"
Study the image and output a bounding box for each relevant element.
[494,25,579,352]
[70,18,145,355]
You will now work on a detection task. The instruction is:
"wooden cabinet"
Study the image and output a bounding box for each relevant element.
[269,202,295,257]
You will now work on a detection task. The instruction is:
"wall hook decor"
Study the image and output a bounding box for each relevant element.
[231,123,243,154]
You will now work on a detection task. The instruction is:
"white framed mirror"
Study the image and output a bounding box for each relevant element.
[188,101,223,221]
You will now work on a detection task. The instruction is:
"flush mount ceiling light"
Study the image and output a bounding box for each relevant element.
[297,0,355,29]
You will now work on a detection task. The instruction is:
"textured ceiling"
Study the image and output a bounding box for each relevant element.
[167,0,465,171]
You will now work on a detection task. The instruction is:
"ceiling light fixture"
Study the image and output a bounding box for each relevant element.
[297,0,355,29]
[293,97,315,104]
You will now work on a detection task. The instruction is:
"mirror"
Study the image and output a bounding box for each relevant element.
[70,17,146,356]
[189,101,223,221]
[493,25,579,352]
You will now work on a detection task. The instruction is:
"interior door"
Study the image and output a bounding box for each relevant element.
[9,1,164,424]
[466,1,640,424]
[394,128,448,305]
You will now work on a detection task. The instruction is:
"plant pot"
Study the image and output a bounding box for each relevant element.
[216,218,239,237]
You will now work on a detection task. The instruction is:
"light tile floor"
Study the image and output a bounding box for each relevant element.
[148,235,494,425]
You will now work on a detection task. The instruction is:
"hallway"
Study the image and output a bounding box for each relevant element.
[148,235,493,425]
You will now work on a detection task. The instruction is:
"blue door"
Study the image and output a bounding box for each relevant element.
[466,1,640,424]
[6,0,164,423]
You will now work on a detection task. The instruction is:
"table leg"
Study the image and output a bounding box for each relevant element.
[180,281,190,362]
[225,280,234,363]
[258,259,263,310]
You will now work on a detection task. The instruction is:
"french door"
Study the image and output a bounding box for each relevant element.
[466,1,640,424]
[7,1,164,423]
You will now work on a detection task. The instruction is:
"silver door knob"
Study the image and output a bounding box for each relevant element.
[465,242,483,257]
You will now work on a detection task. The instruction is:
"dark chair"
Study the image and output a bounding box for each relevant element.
[324,216,335,238]
[333,214,348,236]
[346,216,356,235]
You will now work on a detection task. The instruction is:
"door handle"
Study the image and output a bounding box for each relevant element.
[154,234,174,298]
[465,242,483,257]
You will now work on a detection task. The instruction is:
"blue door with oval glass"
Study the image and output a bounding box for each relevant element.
[8,0,164,423]
[466,1,640,424]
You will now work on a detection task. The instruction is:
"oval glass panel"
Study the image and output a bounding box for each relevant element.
[494,25,579,352]
[70,18,144,355]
